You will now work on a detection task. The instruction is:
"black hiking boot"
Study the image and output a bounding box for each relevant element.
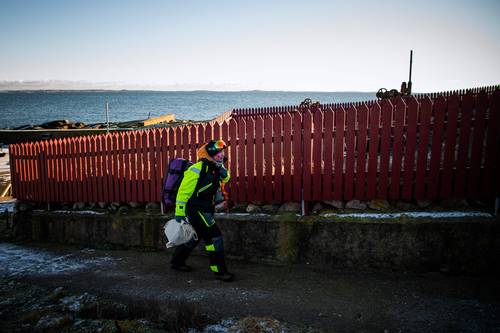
[171,264,193,272]
[215,272,235,282]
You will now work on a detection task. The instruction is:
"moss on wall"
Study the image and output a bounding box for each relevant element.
[276,221,301,262]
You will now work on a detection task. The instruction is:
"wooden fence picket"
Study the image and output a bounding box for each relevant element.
[61,138,73,202]
[27,143,35,201]
[107,135,115,203]
[415,97,432,200]
[228,119,238,202]
[312,110,323,201]
[214,122,221,140]
[37,142,45,202]
[96,135,105,203]
[8,146,15,198]
[68,138,77,202]
[246,118,255,203]
[117,133,126,203]
[237,117,247,203]
[402,97,419,200]
[368,103,382,199]
[18,144,24,200]
[142,131,150,202]
[440,95,459,198]
[469,92,488,199]
[147,131,156,202]
[323,110,334,200]
[124,133,132,203]
[377,100,394,199]
[302,110,313,201]
[130,132,138,203]
[54,139,64,202]
[292,112,302,201]
[333,107,345,201]
[113,134,121,202]
[136,131,144,202]
[390,98,406,199]
[282,112,293,201]
[255,117,264,202]
[221,121,229,146]
[264,116,273,203]
[273,114,283,202]
[24,143,31,201]
[481,90,500,200]
[84,137,91,203]
[74,138,82,202]
[428,96,447,200]
[174,127,182,159]
[344,106,356,201]
[154,130,162,203]
[205,123,213,143]
[355,105,368,200]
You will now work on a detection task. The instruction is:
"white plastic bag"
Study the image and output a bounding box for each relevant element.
[164,218,198,248]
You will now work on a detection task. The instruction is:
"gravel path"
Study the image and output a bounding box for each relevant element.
[1,241,499,332]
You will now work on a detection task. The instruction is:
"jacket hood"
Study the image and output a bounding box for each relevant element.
[197,143,216,163]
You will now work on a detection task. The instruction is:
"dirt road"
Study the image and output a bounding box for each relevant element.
[1,241,499,332]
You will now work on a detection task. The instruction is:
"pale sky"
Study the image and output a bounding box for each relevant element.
[0,0,499,92]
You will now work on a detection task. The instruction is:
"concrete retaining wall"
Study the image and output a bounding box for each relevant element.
[12,211,500,275]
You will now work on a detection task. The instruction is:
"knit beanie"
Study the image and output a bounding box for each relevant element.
[205,139,226,157]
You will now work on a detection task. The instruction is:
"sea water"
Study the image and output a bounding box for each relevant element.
[0,90,375,129]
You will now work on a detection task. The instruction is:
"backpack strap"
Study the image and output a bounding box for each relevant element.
[198,159,208,181]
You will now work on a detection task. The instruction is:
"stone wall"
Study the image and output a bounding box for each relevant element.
[11,210,500,275]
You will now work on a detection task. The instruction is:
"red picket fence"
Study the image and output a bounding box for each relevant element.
[9,89,500,207]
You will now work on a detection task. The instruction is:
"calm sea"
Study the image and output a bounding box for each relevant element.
[0,90,375,129]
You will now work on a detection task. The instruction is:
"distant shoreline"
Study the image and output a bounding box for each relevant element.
[0,89,374,94]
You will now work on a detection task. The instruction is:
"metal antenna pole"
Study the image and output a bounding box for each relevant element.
[408,50,413,95]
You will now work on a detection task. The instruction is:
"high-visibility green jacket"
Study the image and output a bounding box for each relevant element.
[175,159,230,216]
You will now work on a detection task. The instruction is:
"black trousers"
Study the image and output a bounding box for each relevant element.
[171,206,228,274]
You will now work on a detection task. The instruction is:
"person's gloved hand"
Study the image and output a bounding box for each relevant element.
[175,215,187,223]
[218,165,228,179]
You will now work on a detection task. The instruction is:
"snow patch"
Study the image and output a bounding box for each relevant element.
[51,210,105,215]
[185,287,270,302]
[189,317,288,333]
[188,319,235,333]
[0,243,115,277]
[60,293,97,312]
[217,213,272,217]
[320,211,493,219]
[0,200,15,213]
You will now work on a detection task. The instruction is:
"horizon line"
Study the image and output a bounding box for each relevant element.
[0,88,377,94]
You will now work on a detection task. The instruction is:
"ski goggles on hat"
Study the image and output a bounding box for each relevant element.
[206,139,227,156]
[214,140,226,150]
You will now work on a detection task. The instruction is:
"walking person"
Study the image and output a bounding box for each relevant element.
[171,139,234,282]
